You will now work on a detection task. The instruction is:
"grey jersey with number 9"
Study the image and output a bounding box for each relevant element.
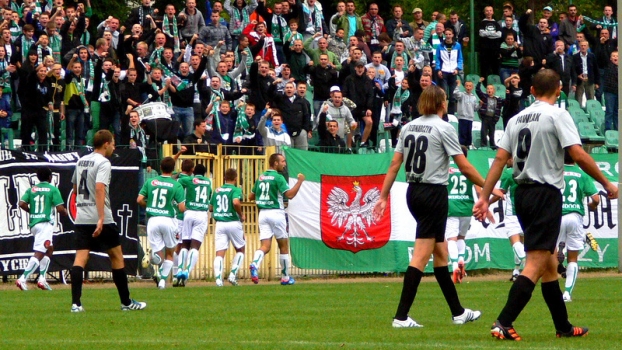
[395,115,463,185]
[72,152,115,225]
[498,100,581,190]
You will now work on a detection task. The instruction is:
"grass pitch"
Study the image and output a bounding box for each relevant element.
[1,275,621,349]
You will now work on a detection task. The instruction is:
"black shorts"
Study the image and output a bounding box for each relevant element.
[74,223,121,252]
[515,184,562,253]
[406,183,448,242]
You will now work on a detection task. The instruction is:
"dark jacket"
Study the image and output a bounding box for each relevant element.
[518,13,553,63]
[445,20,469,43]
[19,70,54,115]
[545,52,574,87]
[386,19,414,39]
[283,41,307,81]
[244,62,276,113]
[476,82,504,121]
[60,14,86,62]
[342,71,374,117]
[304,64,338,101]
[271,93,311,136]
[572,52,600,85]
[603,61,618,94]
[317,111,345,153]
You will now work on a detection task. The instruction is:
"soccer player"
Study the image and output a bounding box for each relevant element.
[210,168,245,287]
[16,167,67,291]
[498,159,526,281]
[559,150,600,302]
[474,69,617,340]
[248,153,305,285]
[70,130,146,312]
[138,157,186,289]
[373,86,484,328]
[176,162,212,286]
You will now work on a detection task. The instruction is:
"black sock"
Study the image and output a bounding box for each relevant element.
[112,268,131,306]
[498,275,536,327]
[434,266,464,317]
[70,266,84,306]
[541,280,572,332]
[394,266,423,321]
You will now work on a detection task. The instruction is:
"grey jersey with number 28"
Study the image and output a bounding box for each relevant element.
[498,100,581,190]
[395,115,463,185]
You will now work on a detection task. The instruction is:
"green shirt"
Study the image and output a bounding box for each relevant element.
[21,182,63,227]
[252,169,289,209]
[447,163,475,217]
[562,164,598,216]
[179,174,212,211]
[210,184,243,222]
[500,167,518,216]
[175,173,192,220]
[139,175,186,218]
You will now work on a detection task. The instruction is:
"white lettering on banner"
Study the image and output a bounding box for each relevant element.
[472,243,490,263]
[595,161,619,178]
[0,150,16,161]
[0,259,9,271]
[0,258,30,271]
[43,152,80,163]
[578,243,609,263]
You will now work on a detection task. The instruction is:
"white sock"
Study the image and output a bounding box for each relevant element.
[188,248,199,275]
[178,248,188,271]
[160,260,173,279]
[21,257,39,280]
[230,252,244,277]
[565,262,578,295]
[456,239,466,262]
[447,240,459,263]
[512,242,526,266]
[172,252,178,276]
[38,256,50,281]
[279,254,290,279]
[252,250,264,268]
[214,256,223,280]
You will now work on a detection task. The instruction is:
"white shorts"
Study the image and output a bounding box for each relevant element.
[214,221,245,251]
[258,209,288,241]
[557,212,585,251]
[147,216,179,252]
[444,217,471,239]
[501,215,523,237]
[31,222,53,253]
[176,218,184,244]
[181,210,209,243]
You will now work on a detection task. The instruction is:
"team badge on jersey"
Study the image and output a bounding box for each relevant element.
[320,175,390,253]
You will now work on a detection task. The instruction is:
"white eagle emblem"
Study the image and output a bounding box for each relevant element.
[326,181,381,247]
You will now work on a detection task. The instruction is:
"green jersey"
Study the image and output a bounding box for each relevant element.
[21,182,64,227]
[139,175,186,218]
[500,167,518,216]
[175,173,192,220]
[252,169,289,209]
[179,174,212,211]
[447,163,475,217]
[562,164,598,216]
[210,184,243,222]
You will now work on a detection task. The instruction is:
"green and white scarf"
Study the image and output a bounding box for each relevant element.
[303,3,323,34]
[271,15,288,43]
[0,59,10,91]
[99,78,111,102]
[583,16,618,39]
[391,86,409,114]
[149,46,164,66]
[162,15,180,53]
[233,104,255,141]
[82,58,95,92]
[20,36,34,62]
[9,21,20,42]
[129,124,148,162]
[235,47,253,72]
[138,5,154,27]
[80,31,90,46]
[49,34,62,63]
[231,7,250,36]
[36,45,49,65]
[208,88,224,133]
[390,50,409,71]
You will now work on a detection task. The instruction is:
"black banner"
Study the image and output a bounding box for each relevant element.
[0,148,141,275]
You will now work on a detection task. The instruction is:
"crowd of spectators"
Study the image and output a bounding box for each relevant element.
[0,0,617,154]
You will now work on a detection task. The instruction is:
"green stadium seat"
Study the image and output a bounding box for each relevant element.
[590,145,608,154]
[487,74,501,85]
[494,84,506,99]
[585,99,602,112]
[569,109,590,125]
[578,122,604,142]
[566,99,581,110]
[450,121,459,134]
[0,128,13,149]
[605,130,618,150]
[590,110,605,135]
[466,74,480,84]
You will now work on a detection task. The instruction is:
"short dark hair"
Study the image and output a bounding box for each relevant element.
[531,69,561,98]
[271,108,282,117]
[181,159,195,172]
[269,153,283,167]
[194,164,207,176]
[160,157,176,173]
[224,168,237,181]
[93,130,114,149]
[36,167,52,182]
[193,119,205,128]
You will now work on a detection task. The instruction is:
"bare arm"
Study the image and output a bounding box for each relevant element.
[373,152,403,220]
[56,204,68,216]
[177,201,186,213]
[19,201,29,212]
[284,173,306,199]
[248,192,256,201]
[473,148,512,221]
[233,198,244,222]
[137,194,147,207]
[567,144,616,197]
[453,154,485,187]
[94,182,106,237]
[588,193,600,210]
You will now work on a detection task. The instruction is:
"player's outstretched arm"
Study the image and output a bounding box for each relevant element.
[56,204,68,216]
[284,173,305,199]
[567,144,618,199]
[453,154,485,187]
[18,200,30,213]
[473,148,511,221]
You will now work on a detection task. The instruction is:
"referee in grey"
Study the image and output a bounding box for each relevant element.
[374,86,485,328]
[70,130,146,312]
[474,69,618,340]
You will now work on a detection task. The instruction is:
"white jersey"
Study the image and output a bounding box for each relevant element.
[498,100,581,190]
[72,152,115,224]
[395,115,463,185]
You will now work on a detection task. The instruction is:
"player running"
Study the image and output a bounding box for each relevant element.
[210,168,245,287]
[16,167,67,291]
[558,150,600,302]
[248,153,304,285]
[498,159,526,281]
[176,162,212,286]
[137,157,186,289]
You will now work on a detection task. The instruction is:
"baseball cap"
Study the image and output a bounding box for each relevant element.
[330,86,341,93]
[412,8,422,14]
[355,61,365,68]
[543,6,553,11]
